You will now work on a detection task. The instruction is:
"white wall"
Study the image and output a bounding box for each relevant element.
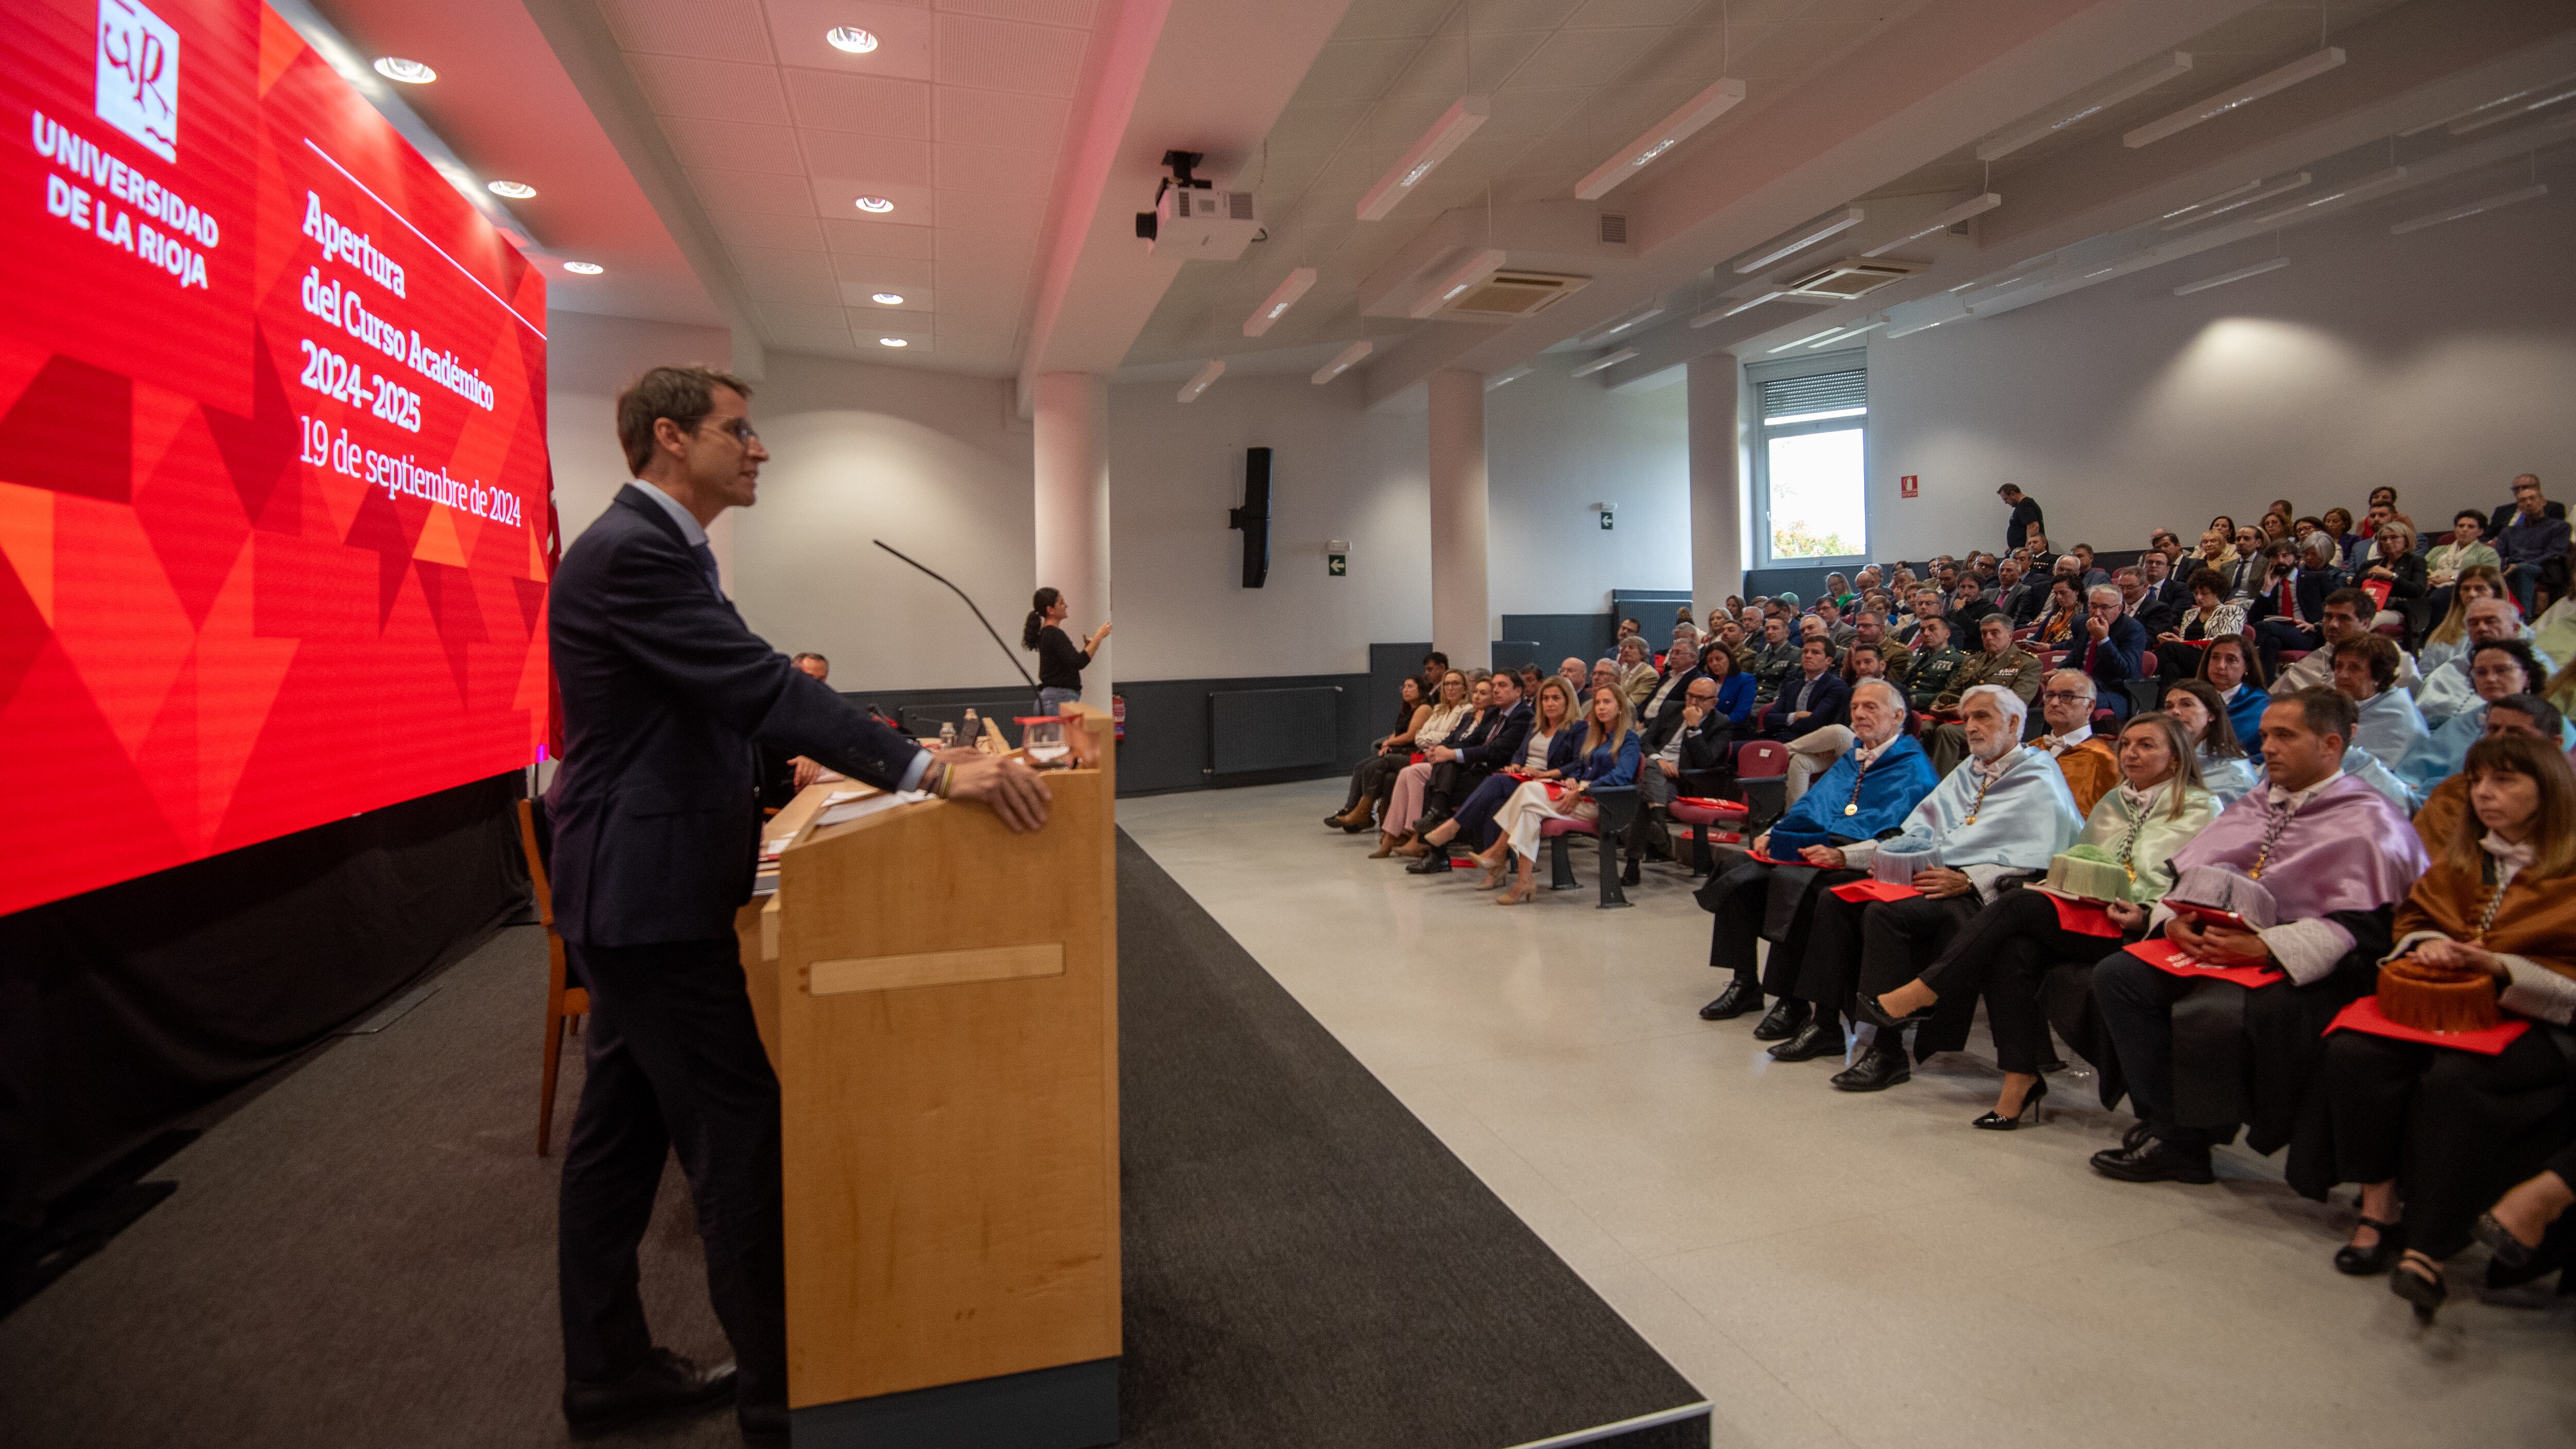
[1485,361,1692,613]
[1861,181,2576,561]
[1107,371,1429,679]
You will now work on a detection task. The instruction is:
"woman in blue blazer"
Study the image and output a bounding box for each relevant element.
[1470,686,1640,904]
[1704,647,1757,725]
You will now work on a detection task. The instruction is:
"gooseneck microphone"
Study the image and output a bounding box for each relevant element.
[872,539,1040,694]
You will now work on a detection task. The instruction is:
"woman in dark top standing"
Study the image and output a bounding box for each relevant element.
[1024,587,1111,714]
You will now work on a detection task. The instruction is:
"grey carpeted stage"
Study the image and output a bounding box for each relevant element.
[0,830,1706,1448]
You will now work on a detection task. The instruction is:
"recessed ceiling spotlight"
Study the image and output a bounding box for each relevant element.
[562,261,604,275]
[372,57,436,84]
[826,27,879,55]
[871,292,904,304]
[487,180,536,199]
[879,336,908,347]
[855,196,894,213]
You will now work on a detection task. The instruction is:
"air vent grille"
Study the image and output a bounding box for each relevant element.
[1229,191,1255,220]
[1781,258,1924,300]
[1599,213,1628,245]
[1441,270,1591,318]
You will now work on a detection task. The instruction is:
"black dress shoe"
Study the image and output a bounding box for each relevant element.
[1405,849,1454,875]
[1768,1017,1845,1063]
[564,1350,737,1438]
[1856,990,1931,1030]
[1621,855,1642,886]
[2088,1136,2215,1185]
[1831,1049,1911,1092]
[1699,981,1763,1020]
[739,1401,789,1448]
[2333,1216,2408,1276]
[1750,999,1810,1042]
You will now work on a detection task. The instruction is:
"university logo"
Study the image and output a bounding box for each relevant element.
[95,0,179,163]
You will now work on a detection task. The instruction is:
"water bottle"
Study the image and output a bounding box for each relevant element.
[938,720,957,748]
[961,708,979,746]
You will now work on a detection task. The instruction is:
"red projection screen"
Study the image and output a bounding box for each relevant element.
[0,0,550,917]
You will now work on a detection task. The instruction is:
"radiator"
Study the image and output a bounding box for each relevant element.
[1209,687,1340,774]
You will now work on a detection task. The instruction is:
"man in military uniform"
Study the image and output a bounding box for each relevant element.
[1845,609,1912,695]
[1923,612,2045,773]
[1748,613,1801,707]
[1903,614,1964,713]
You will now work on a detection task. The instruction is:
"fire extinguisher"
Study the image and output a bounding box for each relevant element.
[1111,693,1126,743]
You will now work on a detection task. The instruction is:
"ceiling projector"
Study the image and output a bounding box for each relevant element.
[1136,149,1259,260]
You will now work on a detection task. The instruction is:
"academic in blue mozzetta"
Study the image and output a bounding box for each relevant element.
[1765,733,1942,854]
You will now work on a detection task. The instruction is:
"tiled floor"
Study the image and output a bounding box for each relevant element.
[1117,779,2576,1449]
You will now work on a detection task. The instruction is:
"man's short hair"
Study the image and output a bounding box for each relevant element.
[1997,484,2021,497]
[2088,584,2121,606]
[2346,633,2400,691]
[617,365,753,473]
[1852,678,1906,714]
[2323,587,2373,618]
[1425,651,1449,668]
[790,651,828,670]
[1919,613,1950,638]
[2048,668,2097,701]
[2489,693,2568,738]
[2284,686,2358,743]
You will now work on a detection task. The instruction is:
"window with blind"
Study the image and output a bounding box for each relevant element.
[1752,363,1868,565]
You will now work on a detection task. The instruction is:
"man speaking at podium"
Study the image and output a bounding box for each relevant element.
[546,365,1050,1444]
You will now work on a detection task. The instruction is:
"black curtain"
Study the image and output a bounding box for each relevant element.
[0,772,527,1228]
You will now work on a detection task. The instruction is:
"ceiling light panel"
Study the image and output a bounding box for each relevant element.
[2159,172,2310,229]
[2451,83,2576,135]
[1485,366,1532,391]
[371,57,435,84]
[826,27,877,54]
[1574,78,1745,201]
[486,180,536,199]
[2173,257,2291,296]
[1768,327,1844,354]
[1243,268,1318,337]
[1312,341,1372,385]
[1734,209,1864,274]
[2245,166,2406,226]
[1358,97,1489,222]
[1976,52,2191,161]
[1693,291,1784,326]
[2125,48,2345,148]
[2389,183,2548,234]
[1178,360,1225,403]
[1568,349,1637,379]
[1408,248,1511,320]
[2405,75,2576,135]
[1860,193,2001,257]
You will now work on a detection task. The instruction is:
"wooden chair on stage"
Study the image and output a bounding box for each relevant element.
[517,798,589,1156]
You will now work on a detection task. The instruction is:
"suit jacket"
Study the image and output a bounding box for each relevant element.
[1755,668,1850,739]
[1639,666,1709,749]
[1994,582,2041,626]
[1456,698,1534,774]
[547,485,925,945]
[2490,499,2570,553]
[2244,569,2336,631]
[2068,614,2149,718]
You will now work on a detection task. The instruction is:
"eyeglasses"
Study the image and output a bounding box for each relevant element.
[698,417,760,446]
[2041,690,2090,704]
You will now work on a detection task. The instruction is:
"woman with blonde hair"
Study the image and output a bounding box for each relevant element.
[2420,565,2516,676]
[2292,735,2576,1322]
[2355,518,2426,629]
[1467,686,1638,906]
[1369,672,1473,858]
[1410,676,1582,867]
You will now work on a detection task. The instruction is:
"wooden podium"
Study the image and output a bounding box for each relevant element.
[735,708,1120,1448]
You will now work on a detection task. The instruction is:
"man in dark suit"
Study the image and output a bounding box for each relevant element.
[2070,583,2149,722]
[2246,538,2338,663]
[548,366,1048,1445]
[1412,669,1530,837]
[1754,638,1851,740]
[1945,576,2001,634]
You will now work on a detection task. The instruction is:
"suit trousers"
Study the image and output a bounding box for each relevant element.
[2316,1028,2573,1259]
[560,936,787,1411]
[1794,891,1979,1036]
[1697,859,1853,989]
[1916,889,2103,1073]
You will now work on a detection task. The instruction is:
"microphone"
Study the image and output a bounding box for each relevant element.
[872,540,1040,695]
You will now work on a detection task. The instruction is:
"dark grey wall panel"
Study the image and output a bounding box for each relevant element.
[1368,642,1433,741]
[1211,687,1341,774]
[1112,673,1373,796]
[1501,614,1612,671]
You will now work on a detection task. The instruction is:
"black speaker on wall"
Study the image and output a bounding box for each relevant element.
[1228,446,1272,589]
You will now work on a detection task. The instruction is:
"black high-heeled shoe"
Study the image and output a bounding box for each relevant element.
[1972,1076,2048,1130]
[2389,1254,2446,1324]
[2472,1211,2537,1272]
[1857,990,1933,1031]
[2333,1215,2406,1276]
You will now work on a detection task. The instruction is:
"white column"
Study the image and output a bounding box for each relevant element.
[1687,354,1745,611]
[1426,369,1491,670]
[1032,372,1111,707]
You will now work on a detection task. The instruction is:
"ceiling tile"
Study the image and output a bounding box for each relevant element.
[935,88,1072,150]
[686,167,824,216]
[742,272,844,306]
[784,70,934,138]
[1265,100,1375,157]
[1504,27,1665,89]
[1388,29,1549,99]
[821,217,937,258]
[935,16,1090,97]
[602,0,777,64]
[709,210,828,251]
[839,281,934,311]
[933,188,1046,234]
[831,254,937,290]
[1332,0,1458,41]
[1467,0,1587,28]
[936,0,1097,25]
[934,227,1037,271]
[1564,0,1705,26]
[1293,38,1423,103]
[1481,86,1590,140]
[812,178,936,221]
[625,54,793,125]
[729,246,842,283]
[769,323,858,351]
[759,300,852,331]
[663,117,809,175]
[802,133,935,186]
[933,142,1059,192]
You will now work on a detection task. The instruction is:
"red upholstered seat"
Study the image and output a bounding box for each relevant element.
[2279,649,2310,665]
[1736,741,1790,779]
[1540,815,1598,838]
[1668,798,1746,826]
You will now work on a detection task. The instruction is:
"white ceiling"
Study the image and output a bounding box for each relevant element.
[597,0,1099,372]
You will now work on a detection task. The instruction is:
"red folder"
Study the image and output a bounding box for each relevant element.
[2123,939,2284,988]
[2324,996,2529,1055]
[1829,879,1921,904]
[2360,579,2393,610]
[2045,893,2124,938]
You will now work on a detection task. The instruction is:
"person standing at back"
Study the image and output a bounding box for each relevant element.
[1998,483,2044,553]
[546,366,1052,1445]
[1024,587,1110,715]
